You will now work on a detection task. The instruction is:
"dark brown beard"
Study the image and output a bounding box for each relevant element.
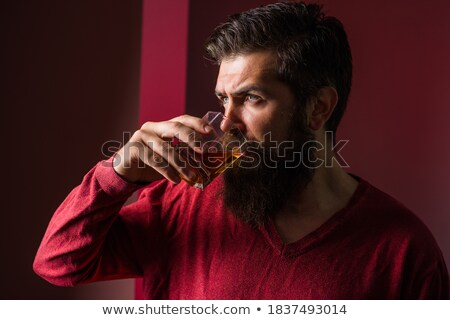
[221,116,316,227]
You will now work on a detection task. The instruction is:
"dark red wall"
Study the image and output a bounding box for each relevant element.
[139,1,189,124]
[0,0,142,298]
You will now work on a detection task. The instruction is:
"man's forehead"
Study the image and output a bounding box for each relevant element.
[216,52,279,92]
[220,52,278,74]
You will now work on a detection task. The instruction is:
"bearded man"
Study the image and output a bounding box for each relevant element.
[34,2,449,299]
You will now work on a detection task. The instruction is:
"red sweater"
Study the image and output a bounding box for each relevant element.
[34,158,449,299]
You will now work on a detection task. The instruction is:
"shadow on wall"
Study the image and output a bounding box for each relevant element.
[0,0,142,299]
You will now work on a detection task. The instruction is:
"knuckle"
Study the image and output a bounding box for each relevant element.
[130,130,146,144]
[172,114,188,121]
[169,121,183,132]
[173,121,183,129]
[128,141,144,152]
[140,121,153,130]
[132,129,142,139]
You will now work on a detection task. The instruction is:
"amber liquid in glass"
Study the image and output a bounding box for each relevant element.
[178,148,243,189]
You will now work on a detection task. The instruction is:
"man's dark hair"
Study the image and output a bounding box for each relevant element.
[205,1,352,135]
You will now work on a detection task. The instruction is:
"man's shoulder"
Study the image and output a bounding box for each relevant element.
[355,177,413,215]
[356,177,421,221]
[341,176,449,299]
[350,176,438,248]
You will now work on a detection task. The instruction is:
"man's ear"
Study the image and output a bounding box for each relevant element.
[308,87,338,131]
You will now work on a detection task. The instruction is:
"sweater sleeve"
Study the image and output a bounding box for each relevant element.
[33,158,162,286]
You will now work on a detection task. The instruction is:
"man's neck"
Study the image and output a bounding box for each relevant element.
[273,165,358,244]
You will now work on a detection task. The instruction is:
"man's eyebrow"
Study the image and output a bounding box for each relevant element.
[215,85,269,97]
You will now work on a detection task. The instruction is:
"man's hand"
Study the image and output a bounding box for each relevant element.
[113,115,212,184]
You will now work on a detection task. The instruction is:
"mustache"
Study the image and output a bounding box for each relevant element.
[234,136,318,171]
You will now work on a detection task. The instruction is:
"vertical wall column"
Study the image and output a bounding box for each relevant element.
[136,0,189,299]
[138,0,189,125]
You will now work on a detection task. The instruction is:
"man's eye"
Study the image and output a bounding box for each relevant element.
[246,95,261,103]
[219,96,229,105]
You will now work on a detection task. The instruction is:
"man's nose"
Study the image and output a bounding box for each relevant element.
[222,104,246,133]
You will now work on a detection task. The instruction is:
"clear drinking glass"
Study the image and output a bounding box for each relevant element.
[173,111,246,189]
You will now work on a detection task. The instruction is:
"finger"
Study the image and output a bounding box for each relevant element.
[170,114,213,134]
[150,121,204,152]
[126,141,181,184]
[141,149,182,184]
[137,130,198,182]
[149,136,199,181]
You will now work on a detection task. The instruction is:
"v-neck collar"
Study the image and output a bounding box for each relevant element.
[258,176,370,257]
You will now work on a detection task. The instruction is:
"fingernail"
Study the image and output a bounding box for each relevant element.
[204,125,213,133]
